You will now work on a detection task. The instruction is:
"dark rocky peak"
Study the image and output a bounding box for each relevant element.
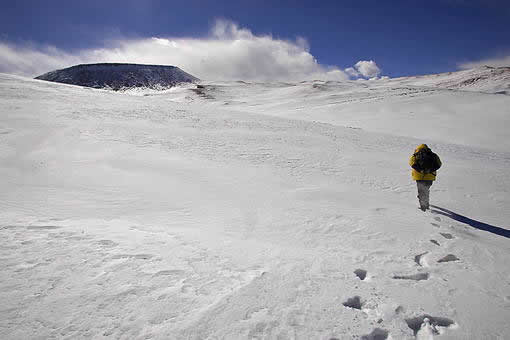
[35,63,199,91]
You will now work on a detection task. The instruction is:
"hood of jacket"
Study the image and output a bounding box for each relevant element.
[414,144,430,153]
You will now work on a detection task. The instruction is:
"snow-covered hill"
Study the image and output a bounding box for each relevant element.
[1,70,509,339]
[395,66,510,94]
[166,68,510,152]
[35,63,199,91]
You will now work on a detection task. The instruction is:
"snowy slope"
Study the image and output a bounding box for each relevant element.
[1,72,509,339]
[398,66,510,94]
[173,77,510,152]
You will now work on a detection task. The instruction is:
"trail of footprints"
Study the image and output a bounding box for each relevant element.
[339,214,461,339]
[6,216,461,338]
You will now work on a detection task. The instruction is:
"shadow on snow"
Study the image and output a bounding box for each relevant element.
[430,205,509,239]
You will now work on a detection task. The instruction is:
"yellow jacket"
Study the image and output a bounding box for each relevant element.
[409,144,442,181]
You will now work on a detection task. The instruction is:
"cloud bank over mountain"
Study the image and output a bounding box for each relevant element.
[0,20,383,82]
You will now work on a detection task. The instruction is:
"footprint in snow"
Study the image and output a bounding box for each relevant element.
[354,269,367,281]
[414,252,428,267]
[361,328,389,340]
[405,315,455,336]
[392,273,429,281]
[437,254,460,263]
[440,233,454,239]
[343,296,363,309]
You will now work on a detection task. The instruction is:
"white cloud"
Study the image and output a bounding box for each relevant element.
[344,67,360,78]
[353,60,381,78]
[0,20,356,82]
[458,55,510,69]
[0,20,387,82]
[0,43,82,77]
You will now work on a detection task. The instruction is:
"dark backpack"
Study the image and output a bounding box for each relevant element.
[414,149,440,173]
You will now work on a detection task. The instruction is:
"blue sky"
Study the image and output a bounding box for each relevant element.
[1,0,509,80]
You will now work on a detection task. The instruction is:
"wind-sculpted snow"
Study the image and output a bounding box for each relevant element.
[0,73,509,339]
[35,63,199,91]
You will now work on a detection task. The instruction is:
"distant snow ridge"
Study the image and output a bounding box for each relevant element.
[400,66,510,94]
[35,63,199,91]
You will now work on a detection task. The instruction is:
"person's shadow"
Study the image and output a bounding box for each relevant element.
[430,205,509,239]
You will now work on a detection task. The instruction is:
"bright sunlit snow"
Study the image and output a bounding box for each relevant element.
[1,69,509,339]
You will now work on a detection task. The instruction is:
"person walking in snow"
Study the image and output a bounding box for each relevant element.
[409,144,442,211]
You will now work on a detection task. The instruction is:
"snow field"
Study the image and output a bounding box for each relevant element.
[1,73,509,339]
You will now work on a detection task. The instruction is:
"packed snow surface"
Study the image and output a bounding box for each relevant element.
[35,63,199,91]
[1,69,509,339]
